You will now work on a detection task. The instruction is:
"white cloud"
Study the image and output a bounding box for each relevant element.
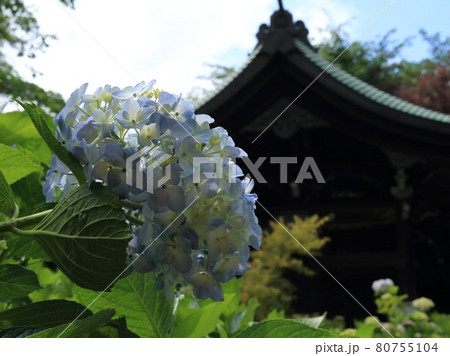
[9,0,354,101]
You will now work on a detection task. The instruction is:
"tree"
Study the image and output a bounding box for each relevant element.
[317,26,450,114]
[188,64,236,106]
[194,25,449,114]
[318,26,416,94]
[241,215,330,319]
[394,30,450,114]
[0,0,75,113]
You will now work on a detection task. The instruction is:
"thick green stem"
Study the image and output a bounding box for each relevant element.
[0,209,52,234]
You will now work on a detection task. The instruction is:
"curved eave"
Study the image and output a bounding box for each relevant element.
[198,38,450,135]
[292,40,450,131]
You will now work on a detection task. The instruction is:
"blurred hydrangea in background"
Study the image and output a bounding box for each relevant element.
[371,278,394,294]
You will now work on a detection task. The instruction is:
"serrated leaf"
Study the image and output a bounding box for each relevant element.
[0,143,41,185]
[74,271,174,338]
[31,184,129,291]
[0,264,41,300]
[15,100,86,184]
[0,300,92,328]
[0,170,15,213]
[28,309,115,338]
[235,319,339,338]
[0,326,46,338]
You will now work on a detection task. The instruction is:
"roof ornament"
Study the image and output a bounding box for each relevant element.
[256,1,314,50]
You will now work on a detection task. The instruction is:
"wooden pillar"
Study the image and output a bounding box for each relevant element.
[390,164,417,298]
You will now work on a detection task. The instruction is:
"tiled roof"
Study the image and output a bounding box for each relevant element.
[295,39,450,124]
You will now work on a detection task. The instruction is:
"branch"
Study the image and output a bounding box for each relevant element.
[0,209,52,234]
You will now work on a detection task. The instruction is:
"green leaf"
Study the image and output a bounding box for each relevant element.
[14,100,86,184]
[0,326,46,338]
[2,233,48,261]
[235,319,339,338]
[0,143,41,185]
[355,323,377,338]
[229,298,260,334]
[0,264,41,300]
[2,176,49,261]
[12,173,49,217]
[0,300,92,328]
[28,309,115,338]
[74,271,174,338]
[295,313,327,328]
[31,184,129,291]
[173,291,236,338]
[0,111,52,165]
[265,309,285,320]
[0,111,42,146]
[89,316,139,338]
[0,170,15,213]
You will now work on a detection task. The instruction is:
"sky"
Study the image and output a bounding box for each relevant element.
[5,0,450,103]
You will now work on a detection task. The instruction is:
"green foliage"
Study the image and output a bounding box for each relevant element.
[346,283,449,338]
[0,300,92,329]
[195,25,449,114]
[90,317,139,338]
[16,101,86,184]
[30,184,129,291]
[173,292,236,337]
[0,326,46,337]
[318,27,414,93]
[1,233,48,261]
[0,264,41,300]
[0,111,52,217]
[0,0,73,56]
[0,170,14,213]
[11,173,47,217]
[74,271,175,338]
[173,278,288,338]
[318,26,450,113]
[0,0,75,114]
[296,313,327,328]
[235,319,339,338]
[173,278,247,337]
[0,143,41,185]
[0,111,52,166]
[188,64,236,105]
[27,262,73,302]
[354,323,377,338]
[241,214,330,318]
[29,309,115,338]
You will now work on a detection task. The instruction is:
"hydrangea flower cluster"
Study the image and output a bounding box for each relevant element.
[44,80,262,301]
[412,297,435,312]
[371,278,394,294]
